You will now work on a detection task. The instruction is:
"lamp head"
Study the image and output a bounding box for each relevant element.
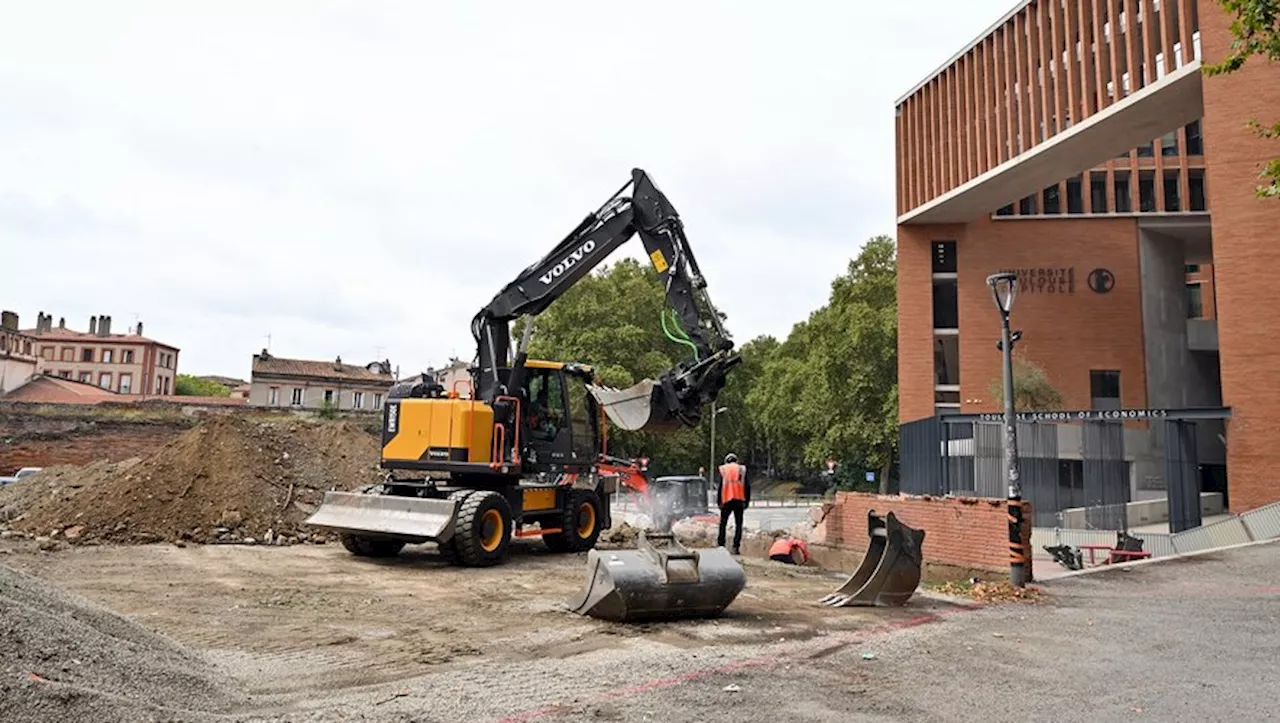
[986,272,1018,314]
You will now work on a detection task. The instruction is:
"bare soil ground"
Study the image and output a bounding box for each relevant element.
[0,536,970,722]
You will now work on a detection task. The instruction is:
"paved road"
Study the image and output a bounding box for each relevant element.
[611,500,816,534]
[529,540,1280,722]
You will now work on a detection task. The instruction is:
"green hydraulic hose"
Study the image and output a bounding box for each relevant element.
[661,308,700,361]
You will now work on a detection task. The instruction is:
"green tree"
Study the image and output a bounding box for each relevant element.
[1203,0,1280,198]
[174,374,231,397]
[986,354,1065,411]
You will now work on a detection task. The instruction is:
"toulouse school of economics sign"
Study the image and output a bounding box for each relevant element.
[977,408,1171,423]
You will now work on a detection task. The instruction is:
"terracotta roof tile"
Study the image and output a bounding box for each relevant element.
[23,328,176,349]
[252,354,394,384]
[0,374,121,404]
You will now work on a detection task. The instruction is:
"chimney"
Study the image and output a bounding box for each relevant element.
[58,317,65,329]
[136,321,143,336]
[89,316,98,335]
[335,355,343,370]
[1,311,16,332]
[99,315,111,336]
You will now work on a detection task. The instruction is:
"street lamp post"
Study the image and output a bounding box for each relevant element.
[987,272,1029,588]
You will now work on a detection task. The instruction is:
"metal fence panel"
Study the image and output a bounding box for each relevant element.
[1170,516,1253,554]
[1082,422,1129,530]
[899,417,943,495]
[1241,502,1280,541]
[943,421,975,494]
[1165,420,1203,533]
[1131,532,1178,558]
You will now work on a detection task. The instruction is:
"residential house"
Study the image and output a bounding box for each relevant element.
[0,311,41,394]
[249,350,395,411]
[424,357,473,397]
[24,312,180,396]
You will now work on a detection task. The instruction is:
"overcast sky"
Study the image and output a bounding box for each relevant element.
[1,1,1012,379]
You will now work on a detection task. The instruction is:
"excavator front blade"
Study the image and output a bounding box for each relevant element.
[819,511,926,607]
[304,490,457,544]
[588,381,679,432]
[567,531,745,622]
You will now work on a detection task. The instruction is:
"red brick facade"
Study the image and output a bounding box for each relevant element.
[822,492,1033,576]
[0,412,192,473]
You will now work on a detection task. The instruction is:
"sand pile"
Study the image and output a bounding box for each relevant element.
[0,565,245,723]
[3,415,382,546]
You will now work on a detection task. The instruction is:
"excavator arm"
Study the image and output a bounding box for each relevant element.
[471,168,740,430]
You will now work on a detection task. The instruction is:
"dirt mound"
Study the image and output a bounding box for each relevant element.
[0,460,141,525]
[0,564,245,722]
[6,415,382,546]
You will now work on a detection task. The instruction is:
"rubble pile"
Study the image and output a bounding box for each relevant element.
[2,416,381,546]
[0,566,245,722]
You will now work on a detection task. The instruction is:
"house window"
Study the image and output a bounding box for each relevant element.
[61,347,73,362]
[1090,370,1121,410]
[59,370,71,379]
[323,390,335,404]
[373,393,383,409]
[79,371,92,383]
[163,376,170,395]
[122,349,135,364]
[119,373,132,394]
[81,348,94,362]
[269,387,280,406]
[1187,283,1204,318]
[99,372,113,390]
[103,349,114,364]
[41,346,54,359]
[292,388,305,406]
[352,391,365,409]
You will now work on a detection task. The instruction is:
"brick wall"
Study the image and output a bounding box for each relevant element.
[0,407,195,473]
[823,491,1032,577]
[1198,1,1280,512]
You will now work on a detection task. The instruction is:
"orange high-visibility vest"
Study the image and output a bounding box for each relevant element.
[719,463,746,504]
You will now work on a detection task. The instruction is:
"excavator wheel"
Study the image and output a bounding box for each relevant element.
[339,534,406,558]
[452,490,513,567]
[435,490,474,564]
[543,489,604,553]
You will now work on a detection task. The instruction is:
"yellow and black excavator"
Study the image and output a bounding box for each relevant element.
[305,169,746,619]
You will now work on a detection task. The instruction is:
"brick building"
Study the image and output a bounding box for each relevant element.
[248,350,395,411]
[1,311,41,394]
[895,0,1280,513]
[22,312,179,396]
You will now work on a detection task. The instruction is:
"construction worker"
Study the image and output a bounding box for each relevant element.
[716,453,749,555]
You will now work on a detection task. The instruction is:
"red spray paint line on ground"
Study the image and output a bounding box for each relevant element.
[497,603,984,723]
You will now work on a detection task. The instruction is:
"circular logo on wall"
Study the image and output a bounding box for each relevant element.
[1088,268,1115,294]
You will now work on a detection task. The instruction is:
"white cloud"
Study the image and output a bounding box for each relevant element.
[0,0,1013,377]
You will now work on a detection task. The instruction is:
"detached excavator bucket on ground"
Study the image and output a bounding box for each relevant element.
[819,510,926,607]
[567,531,746,622]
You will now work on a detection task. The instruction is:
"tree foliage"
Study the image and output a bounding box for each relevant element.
[986,354,1065,412]
[174,374,231,397]
[1204,0,1280,198]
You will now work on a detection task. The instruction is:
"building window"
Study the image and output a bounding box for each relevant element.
[996,203,1015,217]
[269,386,280,406]
[932,279,959,329]
[323,389,335,404]
[1066,176,1084,214]
[373,393,383,409]
[81,348,94,362]
[119,373,132,394]
[1163,171,1181,212]
[61,347,73,362]
[1187,283,1204,318]
[352,391,365,409]
[1137,140,1154,157]
[291,388,304,406]
[103,349,113,364]
[1188,169,1206,211]
[1185,120,1203,155]
[1042,184,1062,214]
[1089,370,1121,410]
[1185,264,1201,274]
[1019,195,1038,215]
[79,371,92,383]
[122,349,135,364]
[934,335,960,386]
[931,241,957,274]
[1159,130,1178,156]
[41,346,53,359]
[1090,176,1108,213]
[1138,172,1157,212]
[59,370,71,379]
[99,372,112,390]
[1114,172,1132,212]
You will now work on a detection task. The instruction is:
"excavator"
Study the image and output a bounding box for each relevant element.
[305,169,746,621]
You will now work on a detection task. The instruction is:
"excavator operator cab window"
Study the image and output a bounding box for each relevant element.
[525,369,568,443]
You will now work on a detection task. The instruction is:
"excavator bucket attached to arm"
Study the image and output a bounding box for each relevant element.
[819,510,926,607]
[567,530,745,622]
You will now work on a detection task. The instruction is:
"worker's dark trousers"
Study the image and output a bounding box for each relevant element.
[718,500,745,552]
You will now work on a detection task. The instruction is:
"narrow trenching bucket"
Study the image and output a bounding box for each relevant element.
[566,531,746,622]
[304,490,458,544]
[819,510,926,607]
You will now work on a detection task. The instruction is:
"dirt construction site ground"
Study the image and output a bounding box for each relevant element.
[5,536,1280,722]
